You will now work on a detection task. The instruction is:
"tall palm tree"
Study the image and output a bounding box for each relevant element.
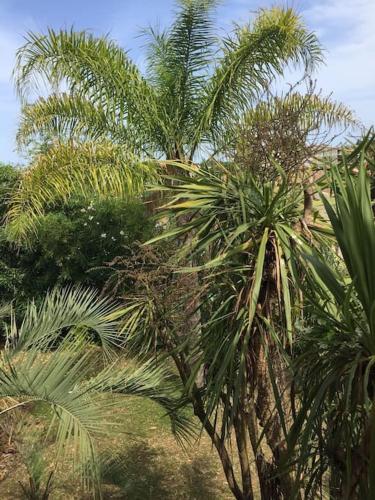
[14,2,322,162]
[0,287,189,497]
[6,1,326,243]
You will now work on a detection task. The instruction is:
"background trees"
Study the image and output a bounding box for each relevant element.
[0,162,153,307]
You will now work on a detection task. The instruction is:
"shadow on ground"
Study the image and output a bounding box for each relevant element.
[101,442,226,499]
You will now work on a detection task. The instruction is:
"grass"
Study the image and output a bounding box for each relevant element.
[0,392,233,499]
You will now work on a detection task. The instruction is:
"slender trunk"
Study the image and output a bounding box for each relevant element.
[168,347,244,500]
[246,399,278,499]
[194,399,244,500]
[234,406,254,500]
[253,337,297,499]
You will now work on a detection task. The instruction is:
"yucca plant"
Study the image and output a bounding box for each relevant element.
[0,287,190,498]
[287,133,375,499]
[114,160,329,499]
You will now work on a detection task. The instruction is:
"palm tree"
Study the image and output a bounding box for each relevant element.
[14,3,322,162]
[0,286,189,497]
[6,1,325,242]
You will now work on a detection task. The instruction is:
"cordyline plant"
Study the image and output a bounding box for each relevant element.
[111,160,330,499]
[285,132,375,499]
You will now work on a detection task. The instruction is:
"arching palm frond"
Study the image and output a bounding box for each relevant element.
[17,94,138,150]
[0,286,123,492]
[5,141,158,244]
[14,28,158,154]
[196,7,323,148]
[0,338,114,493]
[143,0,217,159]
[5,286,122,356]
[90,359,195,443]
[243,92,358,134]
[15,28,142,105]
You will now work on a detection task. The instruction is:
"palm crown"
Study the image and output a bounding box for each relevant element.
[15,2,323,161]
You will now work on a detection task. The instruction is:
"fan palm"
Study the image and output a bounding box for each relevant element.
[0,287,190,497]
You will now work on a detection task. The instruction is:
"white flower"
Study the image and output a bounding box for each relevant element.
[119,230,125,235]
[83,222,87,226]
[80,208,86,213]
[101,233,107,238]
[88,216,94,220]
[111,236,116,241]
[96,222,100,225]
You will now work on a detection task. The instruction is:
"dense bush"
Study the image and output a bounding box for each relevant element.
[22,198,154,294]
[0,163,154,304]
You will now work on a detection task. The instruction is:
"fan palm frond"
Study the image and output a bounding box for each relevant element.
[0,287,191,495]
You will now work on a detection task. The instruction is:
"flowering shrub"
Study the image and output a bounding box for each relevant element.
[0,165,154,305]
[21,197,154,293]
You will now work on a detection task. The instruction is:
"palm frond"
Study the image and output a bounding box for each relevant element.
[14,28,158,155]
[5,286,122,357]
[0,287,193,494]
[143,0,217,159]
[5,141,158,244]
[243,92,358,134]
[197,7,323,145]
[17,94,138,150]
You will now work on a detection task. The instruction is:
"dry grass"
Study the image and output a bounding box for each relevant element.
[0,394,233,499]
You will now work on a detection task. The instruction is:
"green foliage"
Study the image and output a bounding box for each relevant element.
[21,197,153,294]
[0,287,190,496]
[14,4,322,161]
[0,164,24,301]
[147,161,316,418]
[288,133,375,498]
[6,2,330,244]
[5,141,157,244]
[0,161,153,305]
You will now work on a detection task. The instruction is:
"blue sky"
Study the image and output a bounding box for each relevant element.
[0,0,374,164]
